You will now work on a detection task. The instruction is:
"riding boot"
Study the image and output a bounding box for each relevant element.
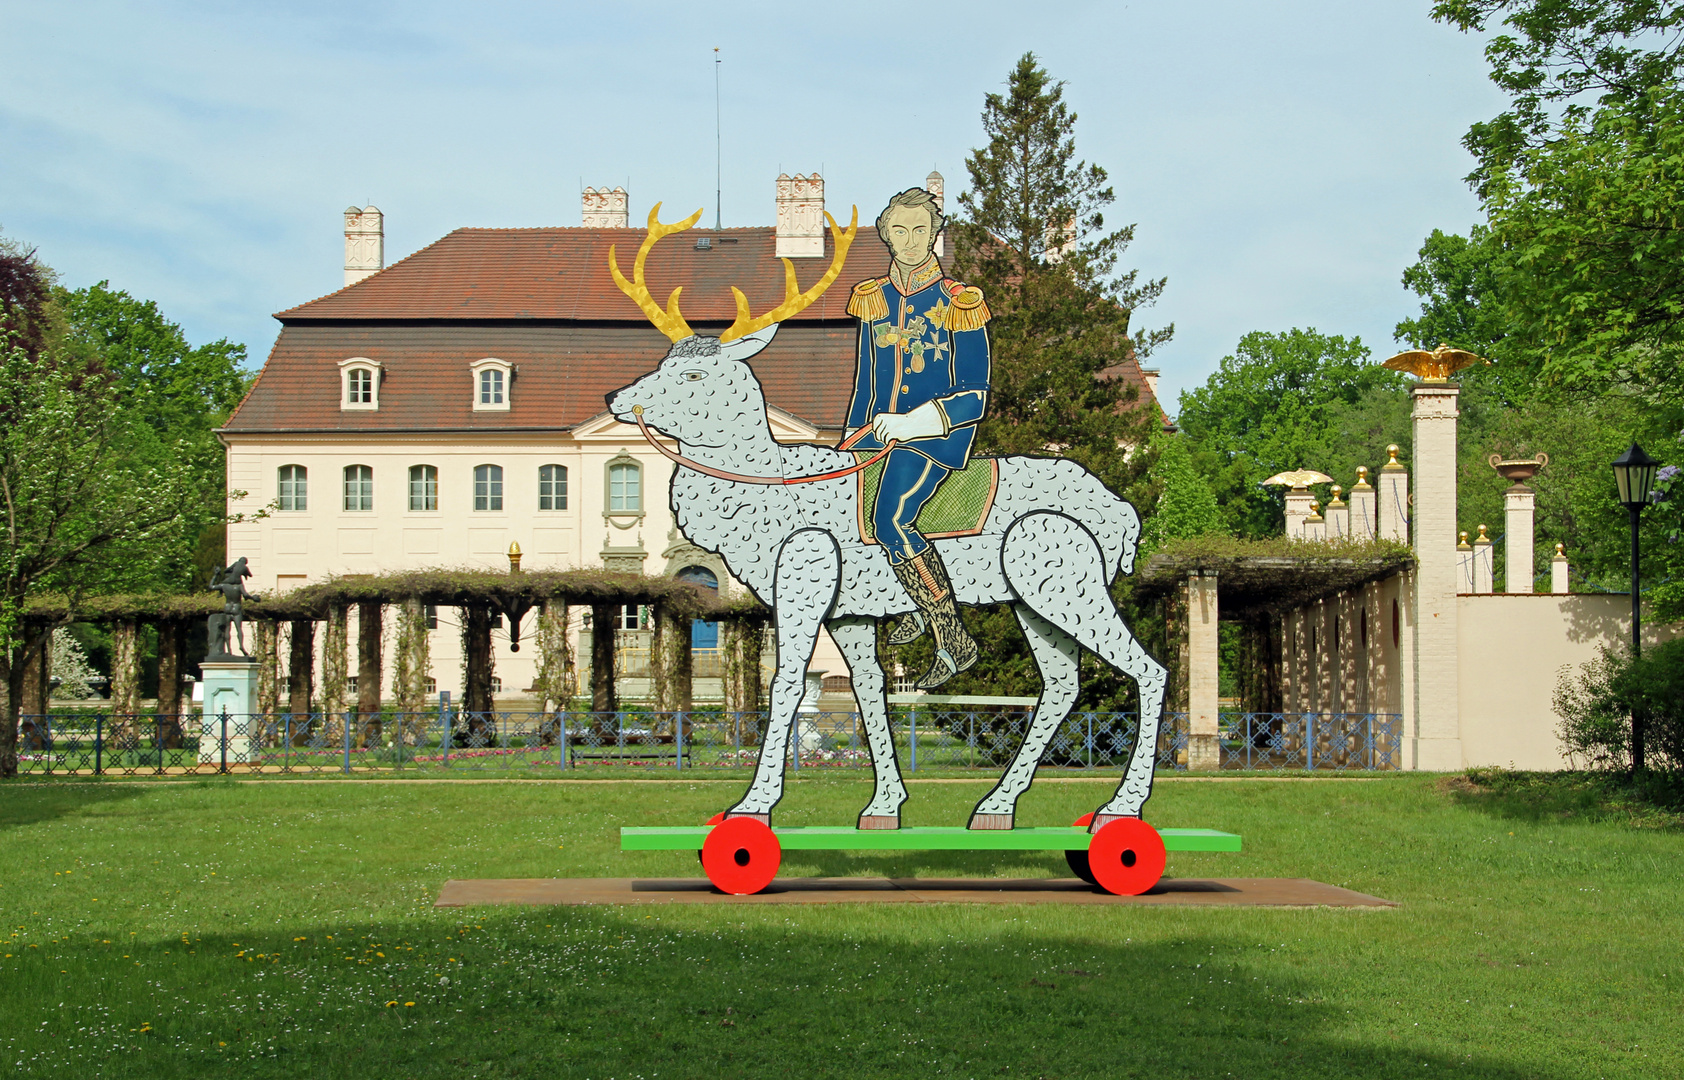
[891,550,979,690]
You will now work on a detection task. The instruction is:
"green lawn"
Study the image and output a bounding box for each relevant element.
[0,772,1678,1078]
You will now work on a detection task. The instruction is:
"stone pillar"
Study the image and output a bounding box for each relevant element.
[1472,525,1494,594]
[344,206,383,286]
[774,173,825,258]
[1185,572,1221,771]
[1349,468,1377,540]
[1551,544,1570,594]
[589,604,618,713]
[1410,384,1462,770]
[1303,505,1326,541]
[1377,445,1409,542]
[1285,487,1314,538]
[198,662,260,765]
[581,186,629,228]
[925,170,945,257]
[1325,487,1349,539]
[1504,487,1536,593]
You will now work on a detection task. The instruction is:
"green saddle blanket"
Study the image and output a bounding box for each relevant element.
[856,454,1000,545]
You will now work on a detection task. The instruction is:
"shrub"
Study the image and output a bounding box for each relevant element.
[1555,637,1684,777]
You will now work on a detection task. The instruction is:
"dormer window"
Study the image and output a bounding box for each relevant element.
[339,358,381,411]
[470,358,512,412]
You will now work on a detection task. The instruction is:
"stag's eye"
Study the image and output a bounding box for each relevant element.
[682,370,706,382]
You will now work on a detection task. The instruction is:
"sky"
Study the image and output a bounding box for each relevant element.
[0,1,1506,417]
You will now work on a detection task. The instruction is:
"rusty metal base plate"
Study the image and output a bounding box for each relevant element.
[435,877,1397,908]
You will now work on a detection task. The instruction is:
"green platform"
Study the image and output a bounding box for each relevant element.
[621,826,1241,853]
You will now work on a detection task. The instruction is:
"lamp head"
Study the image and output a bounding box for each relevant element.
[1611,443,1660,509]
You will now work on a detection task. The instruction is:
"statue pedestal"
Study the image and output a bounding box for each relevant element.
[198,661,260,765]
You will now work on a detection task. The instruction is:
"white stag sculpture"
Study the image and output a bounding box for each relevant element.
[605,206,1168,833]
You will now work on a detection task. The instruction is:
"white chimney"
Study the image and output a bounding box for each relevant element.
[775,173,824,258]
[926,170,945,258]
[343,206,384,287]
[582,186,629,228]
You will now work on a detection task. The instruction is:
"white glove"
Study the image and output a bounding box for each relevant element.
[872,401,946,443]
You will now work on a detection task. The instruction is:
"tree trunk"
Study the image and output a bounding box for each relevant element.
[357,601,384,746]
[19,629,47,716]
[533,601,573,744]
[109,619,141,752]
[1,639,25,775]
[288,619,314,721]
[460,604,495,744]
[155,620,186,749]
[589,604,617,714]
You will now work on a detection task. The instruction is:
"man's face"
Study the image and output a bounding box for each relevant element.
[883,205,936,268]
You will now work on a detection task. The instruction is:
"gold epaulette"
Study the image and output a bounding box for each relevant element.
[943,280,991,332]
[847,277,890,322]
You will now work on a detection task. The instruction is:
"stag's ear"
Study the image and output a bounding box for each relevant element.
[718,324,778,362]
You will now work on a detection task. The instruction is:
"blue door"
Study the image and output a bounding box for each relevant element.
[676,566,719,650]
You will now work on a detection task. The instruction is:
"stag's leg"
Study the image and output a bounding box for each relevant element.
[827,615,906,828]
[726,529,842,822]
[967,604,1081,829]
[1000,511,1168,826]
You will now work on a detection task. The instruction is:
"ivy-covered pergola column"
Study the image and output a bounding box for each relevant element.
[459,603,495,743]
[650,602,693,713]
[287,618,314,721]
[357,601,383,746]
[154,618,187,747]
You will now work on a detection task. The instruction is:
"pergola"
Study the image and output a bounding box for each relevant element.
[20,568,771,742]
[1133,538,1415,769]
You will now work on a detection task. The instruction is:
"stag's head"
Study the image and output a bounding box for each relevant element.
[605,203,856,446]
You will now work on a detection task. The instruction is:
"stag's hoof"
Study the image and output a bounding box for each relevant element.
[886,611,926,646]
[857,815,900,830]
[1087,812,1133,834]
[968,813,1014,830]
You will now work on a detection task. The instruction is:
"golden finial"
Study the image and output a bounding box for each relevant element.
[1554,542,1566,558]
[1381,342,1490,382]
[1382,444,1404,471]
[1458,530,1471,549]
[1354,465,1371,489]
[1327,484,1345,508]
[508,540,523,573]
[1475,524,1490,543]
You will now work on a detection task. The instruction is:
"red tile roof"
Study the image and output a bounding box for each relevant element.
[224,323,858,434]
[278,226,857,324]
[231,222,1160,434]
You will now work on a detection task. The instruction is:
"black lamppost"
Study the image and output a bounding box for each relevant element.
[1610,442,1659,771]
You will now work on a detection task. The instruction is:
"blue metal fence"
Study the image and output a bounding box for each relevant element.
[12,708,1401,776]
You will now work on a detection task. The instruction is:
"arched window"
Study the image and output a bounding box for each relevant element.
[677,565,720,651]
[608,460,641,513]
[338,358,381,410]
[343,465,373,511]
[539,464,568,510]
[408,465,438,511]
[474,464,504,511]
[470,358,511,412]
[278,465,307,511]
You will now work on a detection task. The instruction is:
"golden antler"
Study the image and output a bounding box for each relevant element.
[718,207,858,343]
[609,204,704,343]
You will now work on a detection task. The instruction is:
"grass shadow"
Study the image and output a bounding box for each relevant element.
[0,781,150,830]
[3,911,1562,1079]
[1442,768,1684,830]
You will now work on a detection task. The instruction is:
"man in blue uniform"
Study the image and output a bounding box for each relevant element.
[845,188,991,688]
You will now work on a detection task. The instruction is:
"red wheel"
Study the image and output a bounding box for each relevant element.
[1065,813,1097,884]
[700,817,781,895]
[1086,818,1166,896]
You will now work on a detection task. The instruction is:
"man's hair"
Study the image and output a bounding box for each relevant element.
[875,188,945,245]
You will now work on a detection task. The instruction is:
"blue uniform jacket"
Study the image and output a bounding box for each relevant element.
[844,258,992,471]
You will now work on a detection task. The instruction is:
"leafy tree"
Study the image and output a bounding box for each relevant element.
[1177,330,1411,538]
[0,330,215,774]
[1137,433,1224,558]
[953,51,1170,496]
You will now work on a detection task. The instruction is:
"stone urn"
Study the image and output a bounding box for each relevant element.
[1489,452,1548,485]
